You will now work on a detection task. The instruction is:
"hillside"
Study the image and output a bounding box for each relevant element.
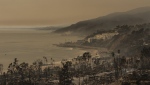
[54,6,150,35]
[84,24,150,56]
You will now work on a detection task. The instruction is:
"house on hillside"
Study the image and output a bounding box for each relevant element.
[87,31,119,43]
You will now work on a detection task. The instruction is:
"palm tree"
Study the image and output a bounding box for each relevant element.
[76,56,83,85]
[30,64,38,84]
[7,58,19,84]
[0,64,3,75]
[2,72,7,85]
[111,52,115,57]
[30,59,43,84]
[35,59,43,81]
[19,62,29,82]
[83,52,91,62]
[112,51,119,79]
[59,61,73,85]
[140,47,150,69]
[120,56,126,75]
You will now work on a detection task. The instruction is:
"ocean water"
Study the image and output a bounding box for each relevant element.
[0,28,97,71]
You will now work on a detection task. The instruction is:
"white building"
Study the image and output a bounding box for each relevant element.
[88,31,119,43]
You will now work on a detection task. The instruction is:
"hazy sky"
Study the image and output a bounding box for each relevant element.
[0,0,150,26]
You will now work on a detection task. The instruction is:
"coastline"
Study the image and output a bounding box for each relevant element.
[53,43,100,49]
[53,43,109,53]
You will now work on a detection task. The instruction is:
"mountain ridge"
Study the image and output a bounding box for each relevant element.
[54,6,150,35]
